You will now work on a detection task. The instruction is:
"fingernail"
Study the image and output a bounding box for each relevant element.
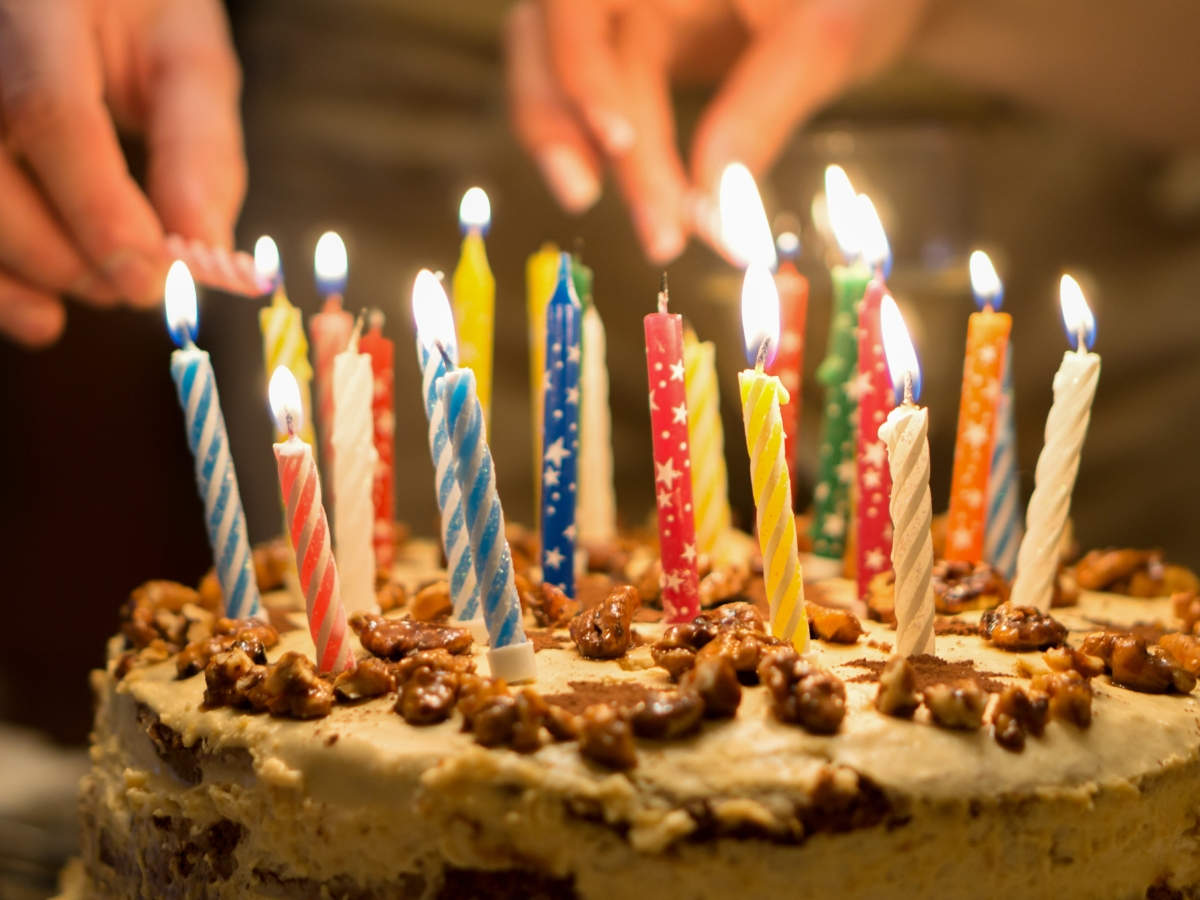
[588,109,635,156]
[11,300,65,347]
[68,271,120,305]
[103,251,164,305]
[536,146,601,214]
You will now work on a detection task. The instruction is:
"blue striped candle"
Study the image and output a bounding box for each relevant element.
[440,366,535,683]
[540,253,582,597]
[984,347,1022,580]
[164,262,261,620]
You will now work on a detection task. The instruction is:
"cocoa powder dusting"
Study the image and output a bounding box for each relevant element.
[934,617,981,637]
[844,654,1007,694]
[542,680,659,717]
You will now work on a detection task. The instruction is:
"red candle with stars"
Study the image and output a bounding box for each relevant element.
[769,233,809,497]
[643,276,699,622]
[854,197,894,603]
[358,310,395,571]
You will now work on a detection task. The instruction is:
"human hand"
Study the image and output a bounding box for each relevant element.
[505,0,929,263]
[0,0,244,346]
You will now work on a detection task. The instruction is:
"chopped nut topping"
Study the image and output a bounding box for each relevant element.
[1173,591,1200,633]
[397,666,459,725]
[630,689,703,739]
[471,695,519,747]
[409,581,452,622]
[979,602,1067,651]
[1160,633,1200,676]
[203,648,262,708]
[698,564,750,608]
[393,648,476,683]
[569,585,640,659]
[351,613,472,660]
[457,674,511,731]
[252,652,334,719]
[579,704,637,770]
[680,656,742,718]
[696,629,781,681]
[705,602,766,634]
[1073,548,1157,591]
[874,656,920,718]
[531,581,579,628]
[333,657,396,701]
[932,559,1009,614]
[212,617,278,645]
[806,602,864,644]
[121,581,212,650]
[923,681,986,730]
[375,579,408,613]
[512,689,550,753]
[1042,645,1106,679]
[177,632,268,679]
[759,647,846,734]
[1081,631,1195,693]
[1031,670,1093,727]
[991,685,1049,752]
[544,704,582,742]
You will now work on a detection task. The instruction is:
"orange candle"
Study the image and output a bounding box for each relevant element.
[945,251,1012,562]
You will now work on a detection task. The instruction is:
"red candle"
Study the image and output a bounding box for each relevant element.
[643,276,699,622]
[358,310,395,571]
[769,236,808,495]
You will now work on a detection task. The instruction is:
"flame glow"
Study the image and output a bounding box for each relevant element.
[880,294,922,404]
[459,187,492,232]
[856,195,890,277]
[776,231,800,259]
[254,235,281,287]
[164,260,198,347]
[740,262,780,368]
[314,231,348,295]
[411,268,458,364]
[969,250,1003,310]
[1059,274,1096,350]
[719,162,777,270]
[268,366,304,435]
[823,165,860,261]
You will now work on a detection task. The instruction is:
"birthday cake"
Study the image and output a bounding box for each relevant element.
[60,532,1200,900]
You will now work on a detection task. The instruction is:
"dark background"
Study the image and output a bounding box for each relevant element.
[3,0,1200,742]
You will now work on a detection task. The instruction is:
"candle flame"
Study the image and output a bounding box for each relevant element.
[718,162,777,270]
[163,260,198,347]
[856,194,891,277]
[268,365,304,435]
[254,235,281,287]
[459,186,491,232]
[823,164,860,262]
[880,293,922,404]
[969,250,1003,310]
[411,267,458,364]
[776,230,800,260]
[314,230,348,295]
[1059,273,1096,350]
[740,262,780,368]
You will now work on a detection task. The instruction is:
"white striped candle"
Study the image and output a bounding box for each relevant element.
[984,347,1022,580]
[164,262,261,620]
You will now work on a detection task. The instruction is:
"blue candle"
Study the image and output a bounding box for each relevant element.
[164,262,261,620]
[540,254,582,597]
[985,348,1022,580]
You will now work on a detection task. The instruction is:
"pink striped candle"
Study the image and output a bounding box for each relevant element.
[269,366,355,674]
[310,232,353,499]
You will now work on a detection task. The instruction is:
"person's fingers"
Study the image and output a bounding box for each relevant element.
[0,272,65,347]
[0,0,166,305]
[505,1,603,213]
[142,0,246,249]
[540,0,635,157]
[609,7,688,264]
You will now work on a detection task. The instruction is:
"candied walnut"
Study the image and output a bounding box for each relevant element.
[212,617,278,647]
[932,559,1010,614]
[203,648,262,708]
[806,602,863,644]
[397,666,459,725]
[1110,636,1194,693]
[512,689,550,753]
[579,704,637,770]
[471,695,519,747]
[865,571,897,625]
[874,656,919,718]
[705,602,766,634]
[334,657,396,701]
[351,613,472,660]
[631,689,703,739]
[531,581,579,628]
[544,704,582,741]
[1042,644,1106,679]
[1032,671,1093,727]
[651,626,705,680]
[457,675,511,730]
[992,685,1049,752]
[979,602,1067,651]
[410,581,452,622]
[1074,548,1155,591]
[923,681,986,730]
[759,649,846,734]
[1163,565,1200,596]
[696,629,780,681]
[1078,630,1118,663]
[121,581,210,650]
[1173,592,1200,633]
[178,633,264,679]
[1160,633,1200,676]
[680,656,741,718]
[254,652,334,719]
[375,579,407,613]
[569,585,640,659]
[393,648,476,683]
[698,564,750,608]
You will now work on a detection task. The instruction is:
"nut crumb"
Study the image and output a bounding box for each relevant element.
[991,685,1049,752]
[806,602,863,644]
[631,690,704,739]
[1031,670,1093,727]
[579,704,637,770]
[923,681,986,730]
[680,656,742,718]
[980,602,1067,651]
[351,613,472,659]
[333,657,396,701]
[874,656,919,718]
[569,585,640,659]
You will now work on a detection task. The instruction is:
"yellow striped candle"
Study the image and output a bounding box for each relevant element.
[738,264,808,653]
[683,327,732,560]
[256,236,316,449]
[452,188,495,429]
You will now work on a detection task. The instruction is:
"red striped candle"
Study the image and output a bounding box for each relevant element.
[855,275,893,601]
[359,311,395,570]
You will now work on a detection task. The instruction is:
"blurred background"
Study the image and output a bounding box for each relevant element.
[3,4,1200,885]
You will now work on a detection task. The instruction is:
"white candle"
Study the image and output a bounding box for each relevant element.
[1011,274,1100,612]
[332,324,378,615]
[577,303,618,543]
[878,296,935,658]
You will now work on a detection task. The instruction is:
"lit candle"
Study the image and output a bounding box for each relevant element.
[165,262,261,621]
[945,250,1013,562]
[269,366,355,673]
[541,254,582,597]
[985,346,1022,580]
[411,271,484,637]
[738,263,808,652]
[878,295,936,658]
[684,326,732,559]
[358,310,396,571]
[577,300,618,545]
[854,196,895,604]
[771,231,809,493]
[309,230,353,495]
[331,318,377,615]
[1011,275,1100,612]
[257,236,316,449]
[812,165,870,577]
[527,241,560,514]
[452,187,496,429]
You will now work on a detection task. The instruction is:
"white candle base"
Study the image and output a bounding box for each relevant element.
[455,617,489,644]
[488,641,537,684]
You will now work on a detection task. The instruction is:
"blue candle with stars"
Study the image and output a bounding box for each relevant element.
[540,254,582,597]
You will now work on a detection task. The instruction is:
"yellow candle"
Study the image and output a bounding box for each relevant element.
[683,327,732,560]
[452,188,495,429]
[739,264,808,653]
[526,241,560,514]
[256,237,315,449]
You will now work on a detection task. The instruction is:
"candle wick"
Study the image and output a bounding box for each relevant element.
[284,411,297,436]
[1075,324,1087,354]
[657,271,669,314]
[755,338,770,373]
[367,308,385,332]
[903,371,915,406]
[436,341,454,371]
